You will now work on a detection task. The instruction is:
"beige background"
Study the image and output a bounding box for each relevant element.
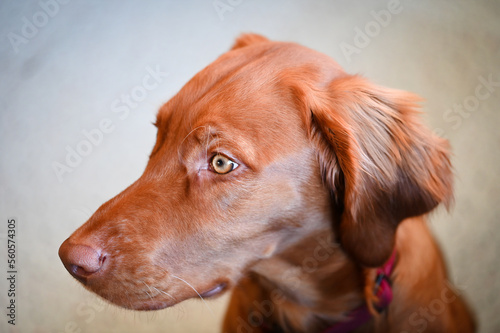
[1,0,499,332]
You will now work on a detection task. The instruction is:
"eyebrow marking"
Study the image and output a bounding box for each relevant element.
[177,125,209,163]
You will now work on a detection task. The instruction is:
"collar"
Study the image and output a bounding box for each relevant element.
[322,249,397,333]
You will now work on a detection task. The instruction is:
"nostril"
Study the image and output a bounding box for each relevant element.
[59,238,106,284]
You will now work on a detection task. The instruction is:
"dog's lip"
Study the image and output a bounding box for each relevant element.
[200,282,227,298]
[113,282,228,311]
[134,300,171,311]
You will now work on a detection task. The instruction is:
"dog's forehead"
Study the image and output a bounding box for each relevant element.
[152,42,344,167]
[158,41,341,121]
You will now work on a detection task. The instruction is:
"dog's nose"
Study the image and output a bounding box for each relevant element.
[58,238,106,284]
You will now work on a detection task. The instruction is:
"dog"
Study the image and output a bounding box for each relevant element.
[59,34,475,332]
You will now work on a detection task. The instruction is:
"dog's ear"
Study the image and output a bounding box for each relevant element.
[305,75,453,267]
[231,33,269,50]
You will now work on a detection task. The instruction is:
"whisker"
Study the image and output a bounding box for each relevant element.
[152,286,176,301]
[178,125,207,162]
[141,281,155,302]
[170,274,215,316]
[205,126,211,162]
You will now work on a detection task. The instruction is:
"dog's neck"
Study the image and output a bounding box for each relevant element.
[250,229,366,332]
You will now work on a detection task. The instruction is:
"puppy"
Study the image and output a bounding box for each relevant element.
[59,34,475,333]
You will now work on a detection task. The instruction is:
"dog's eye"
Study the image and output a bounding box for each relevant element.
[210,154,238,174]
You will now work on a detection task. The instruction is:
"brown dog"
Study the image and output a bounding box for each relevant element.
[59,34,475,332]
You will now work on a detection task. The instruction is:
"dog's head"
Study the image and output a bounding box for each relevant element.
[59,34,452,310]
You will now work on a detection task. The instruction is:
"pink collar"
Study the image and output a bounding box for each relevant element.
[322,250,397,333]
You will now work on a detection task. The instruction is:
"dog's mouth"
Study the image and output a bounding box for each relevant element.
[200,282,227,298]
[104,281,229,311]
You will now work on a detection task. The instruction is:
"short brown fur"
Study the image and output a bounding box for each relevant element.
[59,34,475,333]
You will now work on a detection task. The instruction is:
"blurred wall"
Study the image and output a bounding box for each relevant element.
[1,1,499,332]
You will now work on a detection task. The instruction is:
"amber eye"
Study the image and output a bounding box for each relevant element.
[210,154,238,174]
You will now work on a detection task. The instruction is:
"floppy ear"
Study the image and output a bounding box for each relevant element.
[306,75,453,267]
[231,33,270,50]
